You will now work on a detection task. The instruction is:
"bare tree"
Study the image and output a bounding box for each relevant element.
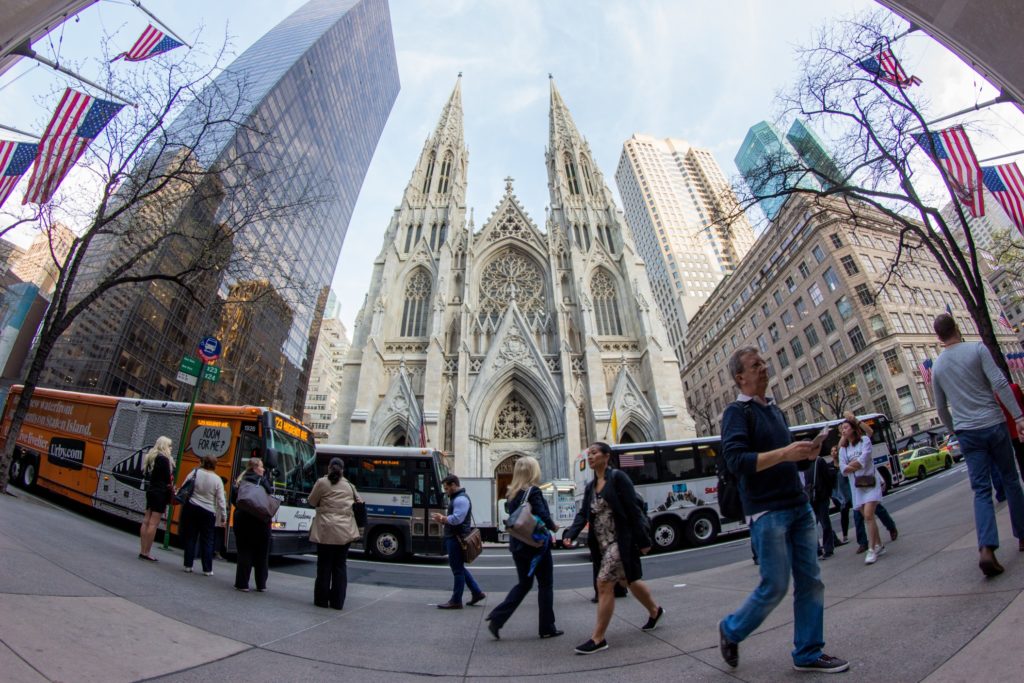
[0,38,325,493]
[730,10,1012,376]
[689,402,718,437]
[815,379,853,420]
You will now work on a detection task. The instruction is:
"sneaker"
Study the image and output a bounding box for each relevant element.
[794,654,849,673]
[718,622,738,668]
[574,639,608,655]
[641,606,664,631]
[873,544,886,557]
[182,567,193,573]
[864,549,878,565]
[203,571,214,577]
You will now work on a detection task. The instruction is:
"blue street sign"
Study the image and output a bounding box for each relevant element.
[197,336,222,362]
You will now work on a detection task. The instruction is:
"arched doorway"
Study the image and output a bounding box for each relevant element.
[494,454,521,504]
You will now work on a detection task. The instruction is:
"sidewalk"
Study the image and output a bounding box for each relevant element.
[1,477,1023,682]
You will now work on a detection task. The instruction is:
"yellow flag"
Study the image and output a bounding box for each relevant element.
[610,408,618,445]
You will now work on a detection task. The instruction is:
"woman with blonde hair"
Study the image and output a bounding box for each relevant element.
[838,417,884,565]
[485,456,562,640]
[138,436,174,561]
[231,457,272,591]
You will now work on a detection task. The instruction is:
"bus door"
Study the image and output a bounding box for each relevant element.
[409,456,444,555]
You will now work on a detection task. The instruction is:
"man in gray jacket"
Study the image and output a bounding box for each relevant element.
[931,314,1024,576]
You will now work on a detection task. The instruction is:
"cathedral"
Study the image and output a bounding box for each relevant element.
[337,76,694,496]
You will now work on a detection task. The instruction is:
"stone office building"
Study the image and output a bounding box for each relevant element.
[681,195,1023,437]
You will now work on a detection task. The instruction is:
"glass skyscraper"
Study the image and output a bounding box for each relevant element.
[785,119,844,190]
[41,0,399,416]
[734,120,827,222]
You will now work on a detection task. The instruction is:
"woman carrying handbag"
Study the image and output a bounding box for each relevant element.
[231,457,273,592]
[839,417,886,565]
[485,456,562,640]
[308,457,362,610]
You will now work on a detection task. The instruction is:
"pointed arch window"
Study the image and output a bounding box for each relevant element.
[493,395,538,440]
[580,157,596,195]
[564,153,581,195]
[592,269,623,336]
[401,269,432,337]
[422,152,436,194]
[438,151,454,195]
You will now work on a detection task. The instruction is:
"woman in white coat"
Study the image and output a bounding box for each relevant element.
[839,418,884,565]
[308,457,361,610]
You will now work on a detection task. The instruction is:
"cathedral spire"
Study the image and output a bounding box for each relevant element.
[431,73,465,150]
[548,75,583,155]
[405,74,468,206]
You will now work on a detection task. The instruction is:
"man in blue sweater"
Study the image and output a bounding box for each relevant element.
[717,347,848,674]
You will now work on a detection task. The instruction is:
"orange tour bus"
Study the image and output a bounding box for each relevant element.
[1,386,318,556]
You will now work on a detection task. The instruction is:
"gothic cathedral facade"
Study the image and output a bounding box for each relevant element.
[337,76,694,496]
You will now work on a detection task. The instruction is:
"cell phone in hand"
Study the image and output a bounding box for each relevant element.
[811,427,832,448]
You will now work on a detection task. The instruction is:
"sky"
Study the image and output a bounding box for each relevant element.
[3,0,1024,334]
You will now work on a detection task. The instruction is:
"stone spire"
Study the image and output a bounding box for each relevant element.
[548,75,583,157]
[404,74,468,207]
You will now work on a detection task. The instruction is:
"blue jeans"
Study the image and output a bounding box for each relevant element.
[444,536,482,603]
[957,423,1024,549]
[722,504,825,666]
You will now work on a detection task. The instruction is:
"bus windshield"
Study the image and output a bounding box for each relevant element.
[268,427,317,501]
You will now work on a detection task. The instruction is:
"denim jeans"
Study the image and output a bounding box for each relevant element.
[444,536,482,603]
[854,503,896,548]
[957,423,1024,549]
[721,504,825,665]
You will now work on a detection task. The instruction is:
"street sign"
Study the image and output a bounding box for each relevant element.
[176,370,198,386]
[197,336,222,362]
[178,355,202,377]
[201,364,220,383]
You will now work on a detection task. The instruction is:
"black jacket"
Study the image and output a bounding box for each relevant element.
[565,469,650,583]
[505,486,557,554]
[231,470,272,528]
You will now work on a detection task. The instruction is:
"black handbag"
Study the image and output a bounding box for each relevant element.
[174,470,197,505]
[854,474,877,488]
[348,481,368,530]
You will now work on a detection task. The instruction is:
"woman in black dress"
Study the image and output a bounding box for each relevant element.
[139,436,174,561]
[231,457,273,592]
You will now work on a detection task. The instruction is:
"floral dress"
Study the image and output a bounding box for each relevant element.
[591,488,625,583]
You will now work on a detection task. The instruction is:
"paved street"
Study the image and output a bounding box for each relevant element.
[2,467,1024,682]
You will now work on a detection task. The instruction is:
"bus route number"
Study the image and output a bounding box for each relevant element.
[190,425,232,458]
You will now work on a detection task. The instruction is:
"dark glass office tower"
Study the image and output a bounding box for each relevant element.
[41,0,399,416]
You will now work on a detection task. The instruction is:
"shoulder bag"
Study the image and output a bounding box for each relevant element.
[506,487,546,547]
[174,469,198,506]
[854,474,877,488]
[236,480,281,522]
[348,481,368,531]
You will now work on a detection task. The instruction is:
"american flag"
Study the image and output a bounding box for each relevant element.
[418,413,427,448]
[619,452,644,468]
[982,163,1024,235]
[998,311,1014,331]
[113,25,184,62]
[0,140,38,208]
[919,358,933,385]
[913,126,985,218]
[856,48,921,88]
[23,89,124,205]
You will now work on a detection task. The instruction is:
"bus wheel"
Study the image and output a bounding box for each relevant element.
[650,518,681,552]
[369,528,404,561]
[20,458,38,489]
[684,511,719,547]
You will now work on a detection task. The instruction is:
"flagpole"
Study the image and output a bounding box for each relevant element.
[978,150,1024,164]
[10,41,135,106]
[0,123,40,140]
[922,92,1017,129]
[130,0,193,48]
[890,25,919,43]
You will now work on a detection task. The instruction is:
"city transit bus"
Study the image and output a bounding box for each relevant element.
[574,413,904,553]
[1,386,318,556]
[314,444,452,561]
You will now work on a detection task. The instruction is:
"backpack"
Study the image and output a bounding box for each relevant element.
[716,402,751,522]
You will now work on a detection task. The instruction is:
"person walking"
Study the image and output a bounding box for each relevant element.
[564,508,629,601]
[846,414,898,554]
[431,474,485,609]
[930,313,1024,576]
[138,436,174,562]
[308,457,361,610]
[563,441,664,655]
[180,455,227,576]
[232,457,272,592]
[485,456,562,640]
[717,347,848,674]
[809,448,839,559]
[839,418,885,565]
[829,446,852,546]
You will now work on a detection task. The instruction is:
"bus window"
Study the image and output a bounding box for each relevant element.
[660,444,701,479]
[694,443,719,475]
[359,458,411,492]
[344,459,365,488]
[615,448,658,484]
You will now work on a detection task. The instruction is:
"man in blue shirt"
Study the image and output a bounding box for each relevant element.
[718,347,848,674]
[431,475,486,609]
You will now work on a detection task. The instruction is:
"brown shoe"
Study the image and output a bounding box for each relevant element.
[856,544,869,554]
[467,592,487,606]
[979,546,1005,577]
[436,601,463,609]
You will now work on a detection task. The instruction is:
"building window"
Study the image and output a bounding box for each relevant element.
[855,284,874,306]
[836,296,853,320]
[769,322,780,342]
[480,250,545,321]
[883,348,903,375]
[808,282,824,306]
[820,311,837,335]
[875,395,892,418]
[831,339,847,363]
[812,244,826,263]
[794,297,808,319]
[757,333,769,353]
[843,371,859,397]
[798,261,811,278]
[790,337,805,359]
[823,267,840,291]
[438,151,454,194]
[889,312,905,333]
[793,403,807,424]
[778,348,790,369]
[805,324,820,348]
[798,364,812,386]
[830,233,842,248]
[592,269,623,335]
[762,302,770,317]
[897,385,915,414]
[422,151,435,193]
[564,153,581,195]
[774,290,784,306]
[869,314,887,339]
[782,310,794,331]
[840,255,860,276]
[785,374,797,394]
[580,157,596,195]
[785,276,797,293]
[493,395,538,439]
[849,325,867,353]
[400,269,432,337]
[862,359,883,394]
[808,395,823,418]
[814,353,828,376]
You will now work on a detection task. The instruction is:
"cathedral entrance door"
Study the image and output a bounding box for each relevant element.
[494,454,521,504]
